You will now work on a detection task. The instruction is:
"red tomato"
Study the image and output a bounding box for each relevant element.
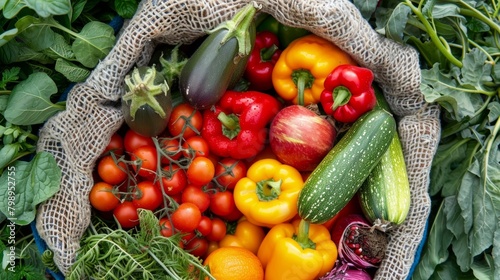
[156,164,188,196]
[132,181,163,211]
[101,132,124,156]
[209,191,236,217]
[206,218,226,242]
[186,156,215,186]
[171,202,202,233]
[124,129,154,153]
[159,217,175,237]
[182,136,210,158]
[89,182,120,212]
[131,145,158,179]
[215,158,247,190]
[196,216,213,236]
[220,207,244,222]
[113,201,139,229]
[181,186,210,213]
[160,138,182,165]
[97,155,128,185]
[168,103,203,139]
[185,237,209,258]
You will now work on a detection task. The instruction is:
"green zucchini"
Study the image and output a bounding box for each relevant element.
[297,109,396,224]
[358,89,411,230]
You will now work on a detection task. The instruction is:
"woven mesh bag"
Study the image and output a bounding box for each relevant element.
[35,0,441,278]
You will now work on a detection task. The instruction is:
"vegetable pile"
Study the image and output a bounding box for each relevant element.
[64,4,415,279]
[2,0,496,279]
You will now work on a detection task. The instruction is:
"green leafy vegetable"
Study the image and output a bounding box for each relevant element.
[371,0,500,278]
[4,72,65,125]
[0,151,61,225]
[68,209,214,280]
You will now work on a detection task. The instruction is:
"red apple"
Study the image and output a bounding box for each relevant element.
[269,105,336,171]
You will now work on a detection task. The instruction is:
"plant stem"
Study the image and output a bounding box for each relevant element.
[404,0,463,67]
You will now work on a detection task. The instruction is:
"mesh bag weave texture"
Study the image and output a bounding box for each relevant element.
[35,0,441,278]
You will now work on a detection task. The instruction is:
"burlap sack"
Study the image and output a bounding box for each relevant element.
[35,0,441,278]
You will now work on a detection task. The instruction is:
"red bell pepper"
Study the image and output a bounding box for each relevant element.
[201,90,281,159]
[320,65,377,123]
[244,31,282,91]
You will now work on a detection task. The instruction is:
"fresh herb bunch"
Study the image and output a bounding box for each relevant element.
[67,209,214,280]
[356,0,500,278]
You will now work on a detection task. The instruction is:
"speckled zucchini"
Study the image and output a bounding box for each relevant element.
[298,109,396,224]
[358,89,411,230]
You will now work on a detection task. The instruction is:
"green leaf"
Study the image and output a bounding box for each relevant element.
[466,17,490,33]
[0,143,21,171]
[384,3,411,43]
[4,72,64,125]
[0,28,19,47]
[2,0,27,19]
[0,96,8,113]
[55,58,90,82]
[42,33,74,60]
[430,256,476,280]
[457,131,500,258]
[430,138,477,196]
[0,152,61,225]
[412,200,454,280]
[72,21,115,68]
[24,0,71,18]
[353,0,379,20]
[114,0,138,19]
[470,253,495,280]
[430,3,463,19]
[460,49,492,91]
[15,16,56,51]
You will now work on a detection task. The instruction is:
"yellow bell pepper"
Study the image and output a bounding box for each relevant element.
[219,218,266,254]
[257,219,337,280]
[272,34,356,105]
[233,158,304,228]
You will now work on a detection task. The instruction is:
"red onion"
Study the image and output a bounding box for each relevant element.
[331,214,387,269]
[320,262,372,280]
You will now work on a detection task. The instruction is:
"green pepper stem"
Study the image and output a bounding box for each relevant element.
[295,219,316,250]
[332,86,352,111]
[260,44,278,61]
[256,179,282,201]
[217,112,238,130]
[292,69,315,106]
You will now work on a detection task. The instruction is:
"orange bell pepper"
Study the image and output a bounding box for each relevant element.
[257,219,337,280]
[233,158,304,227]
[272,34,356,105]
[218,218,266,254]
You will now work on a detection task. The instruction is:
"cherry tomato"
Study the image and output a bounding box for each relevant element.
[97,155,127,185]
[186,156,215,186]
[160,138,182,165]
[131,145,158,179]
[124,129,155,153]
[113,201,139,229]
[156,164,188,196]
[215,158,247,190]
[171,202,202,233]
[181,186,210,213]
[89,182,120,212]
[206,241,219,257]
[132,181,163,211]
[159,217,175,237]
[185,237,209,258]
[182,136,210,158]
[167,103,203,139]
[101,132,124,156]
[209,191,236,217]
[196,216,213,236]
[206,218,226,242]
[220,207,244,222]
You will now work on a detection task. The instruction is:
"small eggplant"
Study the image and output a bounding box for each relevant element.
[179,2,259,110]
[122,66,172,137]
